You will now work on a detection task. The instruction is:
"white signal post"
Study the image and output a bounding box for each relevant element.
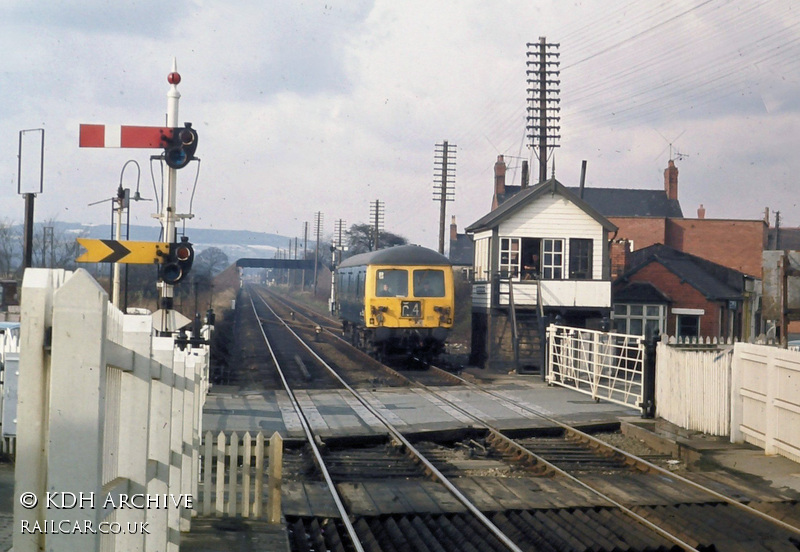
[159,60,181,323]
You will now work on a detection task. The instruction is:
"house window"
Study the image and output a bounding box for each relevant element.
[614,304,666,337]
[677,314,700,339]
[569,238,593,279]
[499,238,520,278]
[542,239,564,280]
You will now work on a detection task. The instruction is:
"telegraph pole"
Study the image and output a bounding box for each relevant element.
[434,141,456,254]
[313,211,323,295]
[370,200,384,251]
[302,221,308,290]
[330,219,346,314]
[526,37,561,184]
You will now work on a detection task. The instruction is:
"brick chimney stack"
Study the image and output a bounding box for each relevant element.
[697,204,705,219]
[664,159,679,201]
[450,215,458,242]
[494,155,506,196]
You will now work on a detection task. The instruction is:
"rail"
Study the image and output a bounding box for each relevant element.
[250,285,800,547]
[249,286,525,552]
[427,362,800,544]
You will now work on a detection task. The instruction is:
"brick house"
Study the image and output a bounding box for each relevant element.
[613,244,757,340]
[574,160,768,279]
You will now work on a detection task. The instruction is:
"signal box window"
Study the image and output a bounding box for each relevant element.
[499,238,520,278]
[542,239,564,280]
[376,269,408,297]
[569,238,593,279]
[413,270,445,297]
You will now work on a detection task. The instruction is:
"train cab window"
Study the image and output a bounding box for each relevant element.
[413,270,445,297]
[376,269,408,297]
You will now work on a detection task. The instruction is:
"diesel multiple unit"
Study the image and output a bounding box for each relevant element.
[336,245,454,361]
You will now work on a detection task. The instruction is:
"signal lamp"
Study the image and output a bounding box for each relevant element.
[162,124,198,169]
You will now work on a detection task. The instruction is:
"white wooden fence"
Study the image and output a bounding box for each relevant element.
[12,268,210,552]
[199,430,284,523]
[656,337,800,463]
[731,342,800,463]
[655,339,733,436]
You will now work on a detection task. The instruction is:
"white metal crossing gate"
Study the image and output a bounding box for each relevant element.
[546,325,645,410]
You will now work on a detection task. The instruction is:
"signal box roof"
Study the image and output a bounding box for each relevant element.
[338,245,452,269]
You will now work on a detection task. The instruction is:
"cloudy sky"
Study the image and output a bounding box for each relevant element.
[1,0,799,251]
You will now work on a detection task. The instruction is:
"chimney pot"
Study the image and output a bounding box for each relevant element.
[697,204,705,219]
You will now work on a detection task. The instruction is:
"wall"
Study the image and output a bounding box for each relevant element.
[610,217,766,278]
[625,262,722,337]
[666,219,766,277]
[608,217,667,250]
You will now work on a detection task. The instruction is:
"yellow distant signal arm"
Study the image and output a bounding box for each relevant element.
[76,239,170,264]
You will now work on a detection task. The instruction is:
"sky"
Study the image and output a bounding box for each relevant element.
[1,0,799,252]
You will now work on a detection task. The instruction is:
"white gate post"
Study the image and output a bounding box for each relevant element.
[729,343,744,443]
[47,269,108,552]
[115,313,153,551]
[180,352,198,530]
[168,349,186,544]
[13,269,69,552]
[146,337,175,551]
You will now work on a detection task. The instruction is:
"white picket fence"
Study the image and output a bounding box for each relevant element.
[199,430,284,522]
[656,337,800,464]
[13,268,210,552]
[655,339,733,436]
[0,323,20,454]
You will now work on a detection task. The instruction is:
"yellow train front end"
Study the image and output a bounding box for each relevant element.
[365,264,453,360]
[336,245,455,362]
[367,264,454,327]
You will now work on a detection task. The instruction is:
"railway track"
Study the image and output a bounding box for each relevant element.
[239,285,800,551]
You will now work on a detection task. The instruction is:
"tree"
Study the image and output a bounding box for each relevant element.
[193,247,230,279]
[0,219,18,278]
[344,223,407,258]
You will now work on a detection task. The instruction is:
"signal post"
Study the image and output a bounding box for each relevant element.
[78,60,198,334]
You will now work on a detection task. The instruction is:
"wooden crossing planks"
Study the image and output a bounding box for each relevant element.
[337,480,467,515]
[281,481,340,517]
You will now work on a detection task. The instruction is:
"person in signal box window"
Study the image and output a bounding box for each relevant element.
[523,253,540,280]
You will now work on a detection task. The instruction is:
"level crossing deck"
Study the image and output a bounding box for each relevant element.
[202,376,639,439]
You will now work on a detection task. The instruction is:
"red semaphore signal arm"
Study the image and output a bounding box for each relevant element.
[79,125,174,148]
